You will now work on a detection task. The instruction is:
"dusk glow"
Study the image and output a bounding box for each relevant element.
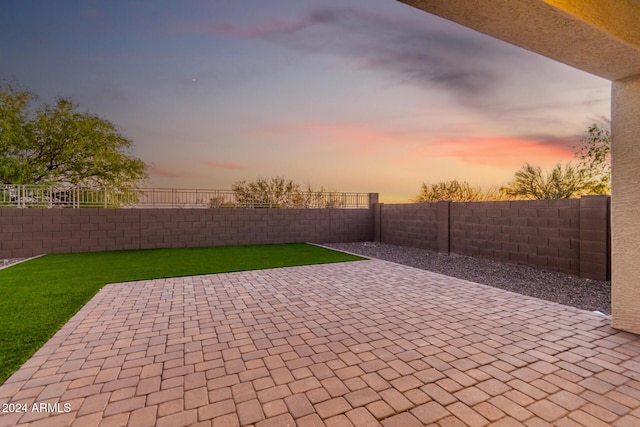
[1,0,610,201]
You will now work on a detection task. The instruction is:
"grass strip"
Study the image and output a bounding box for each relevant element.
[0,243,364,384]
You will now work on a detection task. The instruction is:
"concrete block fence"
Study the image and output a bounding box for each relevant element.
[0,208,374,258]
[373,195,611,280]
[1,194,610,280]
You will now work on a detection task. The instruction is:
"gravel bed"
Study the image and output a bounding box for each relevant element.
[324,242,611,315]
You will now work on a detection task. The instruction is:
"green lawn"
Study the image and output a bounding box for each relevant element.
[0,243,365,384]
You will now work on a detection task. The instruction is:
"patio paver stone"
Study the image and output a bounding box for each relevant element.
[1,259,639,426]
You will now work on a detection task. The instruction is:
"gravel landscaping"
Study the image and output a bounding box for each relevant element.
[325,241,611,315]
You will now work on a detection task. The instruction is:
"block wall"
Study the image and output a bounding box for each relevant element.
[0,208,373,258]
[579,196,611,280]
[378,196,610,280]
[379,203,439,251]
[450,199,581,276]
[1,196,611,280]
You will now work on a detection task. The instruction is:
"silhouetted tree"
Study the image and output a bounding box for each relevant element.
[232,177,300,207]
[414,179,504,202]
[231,177,345,208]
[575,123,611,194]
[501,162,585,199]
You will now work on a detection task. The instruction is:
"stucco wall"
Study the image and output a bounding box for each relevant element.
[611,74,640,332]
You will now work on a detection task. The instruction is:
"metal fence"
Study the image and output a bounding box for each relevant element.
[0,185,371,209]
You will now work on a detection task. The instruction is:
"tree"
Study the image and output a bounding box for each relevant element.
[501,123,611,200]
[296,184,346,208]
[232,177,302,208]
[501,162,585,199]
[0,84,147,191]
[0,85,31,183]
[575,123,611,194]
[231,177,344,208]
[414,179,504,202]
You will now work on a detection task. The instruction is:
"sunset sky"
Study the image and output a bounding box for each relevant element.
[1,0,611,202]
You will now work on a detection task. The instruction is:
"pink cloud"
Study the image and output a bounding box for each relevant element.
[147,165,186,178]
[205,160,243,170]
[169,14,322,39]
[148,160,242,181]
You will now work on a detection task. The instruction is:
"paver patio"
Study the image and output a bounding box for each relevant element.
[1,259,639,427]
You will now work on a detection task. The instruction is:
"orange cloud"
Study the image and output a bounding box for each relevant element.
[421,136,575,167]
[260,120,577,172]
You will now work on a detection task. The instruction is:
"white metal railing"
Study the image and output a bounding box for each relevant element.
[0,185,371,209]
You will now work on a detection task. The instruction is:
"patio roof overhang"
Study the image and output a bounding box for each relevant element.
[398,0,640,335]
[398,0,640,81]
